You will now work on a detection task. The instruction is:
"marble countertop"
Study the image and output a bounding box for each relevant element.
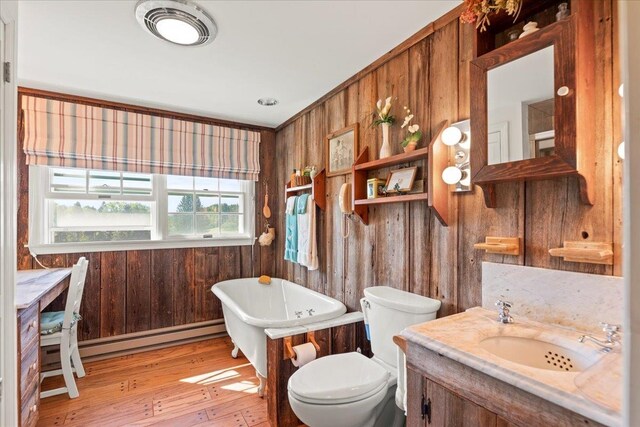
[16,268,72,309]
[401,307,621,426]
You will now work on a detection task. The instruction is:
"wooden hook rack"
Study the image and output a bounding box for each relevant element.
[284,331,321,360]
[548,241,613,265]
[474,237,520,256]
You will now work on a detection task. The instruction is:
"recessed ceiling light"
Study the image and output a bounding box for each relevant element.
[258,98,279,107]
[135,0,217,47]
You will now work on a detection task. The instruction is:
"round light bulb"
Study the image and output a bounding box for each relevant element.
[441,126,463,146]
[156,18,200,45]
[442,166,462,185]
[618,141,625,160]
[619,84,624,98]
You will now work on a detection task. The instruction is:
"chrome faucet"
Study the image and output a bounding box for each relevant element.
[578,322,621,352]
[495,300,513,324]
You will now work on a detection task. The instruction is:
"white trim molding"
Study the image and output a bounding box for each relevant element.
[0,1,19,425]
[620,1,640,426]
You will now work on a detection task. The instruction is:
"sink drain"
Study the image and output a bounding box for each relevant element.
[544,351,576,372]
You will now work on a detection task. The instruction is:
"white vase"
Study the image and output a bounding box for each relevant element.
[379,123,392,159]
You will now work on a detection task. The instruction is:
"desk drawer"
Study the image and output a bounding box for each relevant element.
[20,342,39,398]
[18,304,39,350]
[20,374,39,427]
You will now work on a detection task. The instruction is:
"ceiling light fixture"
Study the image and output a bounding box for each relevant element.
[135,0,217,47]
[258,98,279,107]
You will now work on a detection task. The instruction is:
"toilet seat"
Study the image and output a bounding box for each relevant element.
[288,352,390,405]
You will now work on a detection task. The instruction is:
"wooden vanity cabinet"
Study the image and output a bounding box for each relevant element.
[17,303,40,427]
[408,373,501,427]
[405,343,605,427]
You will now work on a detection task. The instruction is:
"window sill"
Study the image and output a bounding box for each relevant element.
[27,236,256,255]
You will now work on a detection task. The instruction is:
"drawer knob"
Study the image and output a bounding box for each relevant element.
[28,320,37,330]
[557,86,570,97]
[30,404,37,413]
[29,362,37,372]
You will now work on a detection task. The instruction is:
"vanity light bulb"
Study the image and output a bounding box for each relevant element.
[460,170,471,187]
[442,166,463,185]
[441,126,463,146]
[618,141,625,160]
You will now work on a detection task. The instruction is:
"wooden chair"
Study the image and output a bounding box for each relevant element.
[40,257,89,399]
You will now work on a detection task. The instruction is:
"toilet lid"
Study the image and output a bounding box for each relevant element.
[288,352,390,404]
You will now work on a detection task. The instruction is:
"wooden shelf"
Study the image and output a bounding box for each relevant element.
[354,193,428,206]
[548,241,613,265]
[473,0,568,57]
[284,169,326,210]
[351,121,450,226]
[354,146,430,171]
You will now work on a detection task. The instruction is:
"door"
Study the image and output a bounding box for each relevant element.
[424,378,497,427]
[487,122,509,164]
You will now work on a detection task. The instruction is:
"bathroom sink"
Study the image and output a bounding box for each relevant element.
[479,336,600,373]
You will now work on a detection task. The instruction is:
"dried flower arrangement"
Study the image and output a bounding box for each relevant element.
[460,0,523,32]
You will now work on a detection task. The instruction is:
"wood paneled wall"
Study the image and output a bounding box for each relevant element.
[16,93,277,341]
[274,1,621,315]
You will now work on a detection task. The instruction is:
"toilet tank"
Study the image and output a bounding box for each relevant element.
[362,286,441,368]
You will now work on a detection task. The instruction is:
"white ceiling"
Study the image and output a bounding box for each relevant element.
[18,0,460,128]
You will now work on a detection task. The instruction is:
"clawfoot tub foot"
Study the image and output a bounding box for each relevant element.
[231,342,239,359]
[256,370,266,398]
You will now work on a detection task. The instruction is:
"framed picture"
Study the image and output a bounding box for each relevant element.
[326,123,358,177]
[385,167,417,193]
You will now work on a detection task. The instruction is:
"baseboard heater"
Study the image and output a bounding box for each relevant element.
[42,320,227,369]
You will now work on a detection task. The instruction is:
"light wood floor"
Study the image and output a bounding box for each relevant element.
[38,337,269,427]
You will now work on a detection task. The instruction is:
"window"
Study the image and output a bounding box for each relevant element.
[28,166,255,254]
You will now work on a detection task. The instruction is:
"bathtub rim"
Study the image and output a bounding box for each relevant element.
[211,277,347,329]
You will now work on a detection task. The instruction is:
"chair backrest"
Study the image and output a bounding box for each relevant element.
[63,257,89,329]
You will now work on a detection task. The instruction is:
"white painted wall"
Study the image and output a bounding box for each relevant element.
[620,1,640,426]
[0,1,18,425]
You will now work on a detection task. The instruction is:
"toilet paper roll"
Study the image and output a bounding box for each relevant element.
[290,342,317,367]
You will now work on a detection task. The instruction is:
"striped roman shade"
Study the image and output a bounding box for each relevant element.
[22,95,261,181]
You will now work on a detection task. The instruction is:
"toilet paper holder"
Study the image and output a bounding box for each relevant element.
[284,331,321,360]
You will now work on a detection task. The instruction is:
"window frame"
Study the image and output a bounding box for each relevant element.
[28,166,256,255]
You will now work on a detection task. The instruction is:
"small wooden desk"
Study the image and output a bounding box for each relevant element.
[16,268,72,311]
[16,268,71,427]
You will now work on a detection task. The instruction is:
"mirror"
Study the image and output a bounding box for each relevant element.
[487,46,555,165]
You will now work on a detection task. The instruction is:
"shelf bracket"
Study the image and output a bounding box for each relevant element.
[474,237,520,256]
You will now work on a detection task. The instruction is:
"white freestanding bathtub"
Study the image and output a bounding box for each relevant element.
[212,277,347,392]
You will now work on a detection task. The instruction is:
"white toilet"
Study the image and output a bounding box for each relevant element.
[287,286,441,427]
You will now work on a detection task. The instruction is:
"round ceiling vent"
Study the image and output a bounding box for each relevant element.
[135,0,217,47]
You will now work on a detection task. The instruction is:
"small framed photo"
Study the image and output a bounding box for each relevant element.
[385,167,417,193]
[326,123,358,177]
[366,178,385,199]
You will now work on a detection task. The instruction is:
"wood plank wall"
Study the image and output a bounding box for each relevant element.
[16,101,277,341]
[274,1,621,315]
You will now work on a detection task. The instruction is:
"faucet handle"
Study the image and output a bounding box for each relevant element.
[495,300,512,309]
[600,322,621,334]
